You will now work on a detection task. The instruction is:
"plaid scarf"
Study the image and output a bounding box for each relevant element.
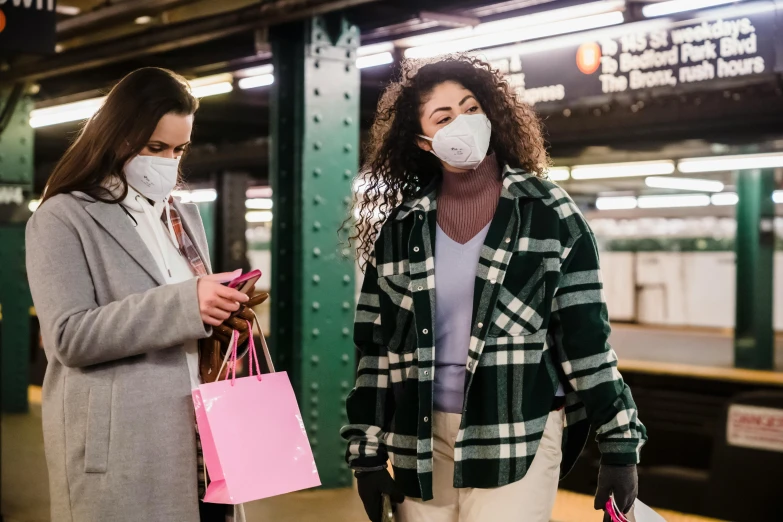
[161,197,208,277]
[161,200,233,521]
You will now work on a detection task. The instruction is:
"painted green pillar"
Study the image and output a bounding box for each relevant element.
[734,168,776,370]
[0,89,35,413]
[270,16,359,488]
[194,201,216,264]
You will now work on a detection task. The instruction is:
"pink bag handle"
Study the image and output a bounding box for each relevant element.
[215,313,275,385]
[228,329,240,384]
[244,321,262,381]
[605,498,630,522]
[227,325,262,386]
[249,308,276,373]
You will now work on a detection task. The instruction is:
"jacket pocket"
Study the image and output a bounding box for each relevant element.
[377,274,416,353]
[84,385,112,473]
[489,255,549,337]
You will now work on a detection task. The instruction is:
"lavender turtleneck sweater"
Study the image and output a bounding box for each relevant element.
[433,155,503,413]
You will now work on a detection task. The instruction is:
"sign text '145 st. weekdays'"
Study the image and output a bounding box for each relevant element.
[485,8,777,106]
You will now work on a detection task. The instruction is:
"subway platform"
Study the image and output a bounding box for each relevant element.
[3,323,770,521]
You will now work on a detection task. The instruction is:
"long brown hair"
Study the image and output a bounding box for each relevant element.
[41,67,199,205]
[346,55,549,268]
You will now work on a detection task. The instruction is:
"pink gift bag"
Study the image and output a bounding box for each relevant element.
[193,326,321,504]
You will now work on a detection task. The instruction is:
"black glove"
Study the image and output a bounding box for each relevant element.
[356,469,405,522]
[595,464,638,521]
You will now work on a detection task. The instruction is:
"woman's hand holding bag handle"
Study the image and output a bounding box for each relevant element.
[200,291,269,382]
[211,291,269,346]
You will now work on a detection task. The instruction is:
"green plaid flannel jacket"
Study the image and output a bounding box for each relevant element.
[341,167,647,501]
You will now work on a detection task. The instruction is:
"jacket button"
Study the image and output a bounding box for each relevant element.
[477,322,483,329]
[413,246,420,252]
[468,362,474,370]
[417,286,423,291]
[490,279,496,284]
[505,237,511,243]
[419,215,423,220]
[424,416,429,422]
[422,328,429,334]
[424,370,429,376]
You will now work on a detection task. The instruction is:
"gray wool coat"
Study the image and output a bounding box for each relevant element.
[25,191,245,522]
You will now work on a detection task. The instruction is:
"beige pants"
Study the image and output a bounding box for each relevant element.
[397,409,564,522]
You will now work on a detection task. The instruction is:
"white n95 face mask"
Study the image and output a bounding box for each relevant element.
[124,155,179,202]
[419,113,492,170]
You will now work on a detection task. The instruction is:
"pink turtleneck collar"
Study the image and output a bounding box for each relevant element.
[437,153,503,245]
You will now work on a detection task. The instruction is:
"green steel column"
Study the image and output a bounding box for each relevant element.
[0,89,35,413]
[270,16,359,488]
[194,201,216,264]
[734,168,776,370]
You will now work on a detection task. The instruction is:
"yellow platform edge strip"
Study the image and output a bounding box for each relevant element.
[619,359,783,386]
[552,490,726,522]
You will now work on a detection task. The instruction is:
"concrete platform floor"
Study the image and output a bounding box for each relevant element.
[2,395,722,522]
[610,323,783,370]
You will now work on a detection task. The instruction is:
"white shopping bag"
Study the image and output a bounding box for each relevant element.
[608,497,667,522]
[627,499,667,522]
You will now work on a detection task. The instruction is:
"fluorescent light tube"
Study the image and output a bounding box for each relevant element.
[398,1,624,49]
[356,52,394,69]
[189,74,234,98]
[172,189,217,203]
[358,42,395,56]
[246,187,273,199]
[596,196,638,210]
[642,0,737,18]
[711,193,739,206]
[773,191,783,204]
[191,82,232,98]
[28,199,41,212]
[637,194,711,208]
[30,72,234,127]
[238,74,275,90]
[546,167,570,181]
[246,198,274,210]
[236,64,274,78]
[404,11,624,58]
[678,153,783,173]
[30,97,106,128]
[56,4,80,15]
[246,211,274,223]
[645,176,724,192]
[572,160,676,180]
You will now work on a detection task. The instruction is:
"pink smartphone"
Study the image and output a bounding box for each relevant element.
[226,269,262,296]
[605,498,630,522]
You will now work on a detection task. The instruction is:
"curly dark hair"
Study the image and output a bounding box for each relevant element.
[345,55,549,268]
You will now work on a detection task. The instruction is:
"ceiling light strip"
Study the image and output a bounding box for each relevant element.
[642,0,738,18]
[678,153,783,173]
[404,11,624,58]
[645,176,724,192]
[571,161,676,180]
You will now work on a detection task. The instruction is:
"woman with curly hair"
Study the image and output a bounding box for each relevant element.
[340,56,647,522]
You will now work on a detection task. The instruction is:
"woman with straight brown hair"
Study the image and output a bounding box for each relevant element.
[26,67,248,522]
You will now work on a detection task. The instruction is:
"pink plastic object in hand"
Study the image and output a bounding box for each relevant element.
[605,497,630,522]
[193,328,321,504]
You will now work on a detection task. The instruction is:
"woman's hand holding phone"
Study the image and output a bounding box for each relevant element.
[197,273,250,326]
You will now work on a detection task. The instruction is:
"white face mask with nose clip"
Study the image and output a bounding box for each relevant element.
[418,113,492,170]
[123,155,181,277]
[124,155,180,203]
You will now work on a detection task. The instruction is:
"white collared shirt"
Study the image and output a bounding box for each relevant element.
[121,186,202,391]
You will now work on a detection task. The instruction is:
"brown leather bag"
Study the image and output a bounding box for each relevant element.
[198,291,268,383]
